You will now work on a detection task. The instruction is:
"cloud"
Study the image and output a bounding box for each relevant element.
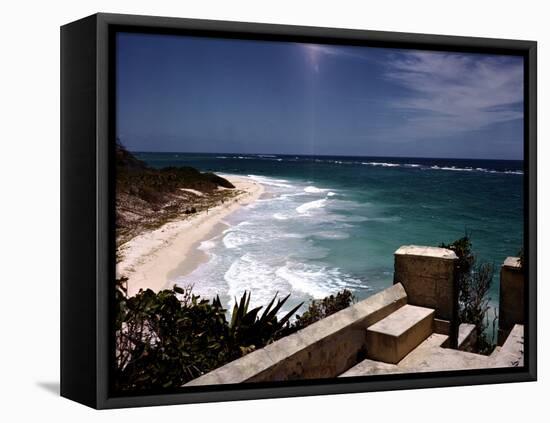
[298,44,524,154]
[382,51,523,139]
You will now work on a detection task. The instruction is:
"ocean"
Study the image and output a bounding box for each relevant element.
[134,152,524,315]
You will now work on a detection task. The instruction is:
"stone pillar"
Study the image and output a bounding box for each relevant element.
[498,257,524,345]
[394,245,458,347]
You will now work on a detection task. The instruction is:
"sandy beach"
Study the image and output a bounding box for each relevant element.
[117,175,264,297]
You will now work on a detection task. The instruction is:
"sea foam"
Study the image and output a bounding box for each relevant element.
[273,212,289,220]
[276,262,366,299]
[304,186,328,193]
[198,239,218,251]
[296,199,327,214]
[222,231,256,249]
[247,174,293,188]
[362,162,400,167]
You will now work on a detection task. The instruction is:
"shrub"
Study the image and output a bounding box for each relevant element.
[440,235,495,353]
[114,280,302,392]
[115,141,238,245]
[518,247,525,270]
[114,279,357,392]
[203,172,235,188]
[115,280,231,391]
[116,141,235,207]
[277,289,355,337]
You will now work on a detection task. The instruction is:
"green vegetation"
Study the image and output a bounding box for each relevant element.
[116,141,237,246]
[115,280,294,391]
[226,291,303,355]
[440,235,496,354]
[278,289,355,336]
[116,139,234,195]
[113,279,353,392]
[114,278,354,393]
[517,247,525,270]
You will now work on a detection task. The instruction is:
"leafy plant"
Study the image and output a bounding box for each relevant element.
[114,281,302,393]
[115,280,232,391]
[277,289,355,337]
[440,235,495,354]
[229,291,303,352]
[517,247,525,270]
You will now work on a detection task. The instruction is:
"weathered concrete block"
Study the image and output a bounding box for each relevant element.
[434,318,450,335]
[366,304,434,364]
[394,246,457,321]
[435,321,475,349]
[498,257,524,345]
[185,283,407,386]
[492,324,524,368]
[457,323,477,352]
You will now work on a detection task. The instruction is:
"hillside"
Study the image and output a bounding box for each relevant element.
[116,142,236,246]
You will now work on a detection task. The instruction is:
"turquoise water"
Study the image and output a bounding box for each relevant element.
[135,152,524,313]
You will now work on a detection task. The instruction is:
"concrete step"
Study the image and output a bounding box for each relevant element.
[417,333,449,349]
[500,324,524,355]
[398,337,492,372]
[490,346,502,358]
[339,359,398,377]
[339,333,493,377]
[366,304,434,364]
[491,324,524,368]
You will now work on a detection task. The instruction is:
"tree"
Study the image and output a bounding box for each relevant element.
[440,235,495,353]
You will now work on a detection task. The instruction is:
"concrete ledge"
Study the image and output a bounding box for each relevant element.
[394,245,457,260]
[492,324,524,368]
[503,257,522,269]
[185,283,407,386]
[457,323,476,352]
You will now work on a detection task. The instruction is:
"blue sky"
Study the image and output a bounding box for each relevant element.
[116,32,524,160]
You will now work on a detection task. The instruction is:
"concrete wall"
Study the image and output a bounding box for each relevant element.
[185,283,407,386]
[393,245,458,348]
[393,246,457,321]
[498,257,524,345]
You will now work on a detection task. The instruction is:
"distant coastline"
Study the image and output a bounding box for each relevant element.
[115,143,266,296]
[116,175,264,296]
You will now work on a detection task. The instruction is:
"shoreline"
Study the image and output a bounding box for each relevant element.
[116,175,265,297]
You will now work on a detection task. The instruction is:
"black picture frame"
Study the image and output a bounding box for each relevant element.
[60,12,537,409]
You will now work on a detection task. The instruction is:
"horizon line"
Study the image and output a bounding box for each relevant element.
[127,150,524,162]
